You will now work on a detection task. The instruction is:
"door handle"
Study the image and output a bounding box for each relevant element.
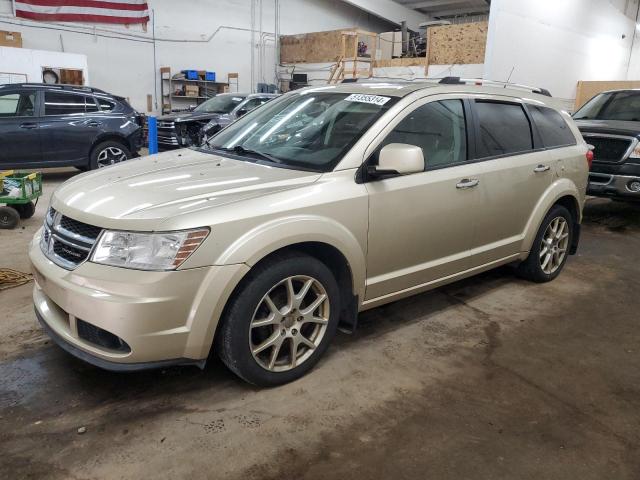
[533,164,551,173]
[86,120,102,127]
[19,122,37,129]
[456,178,479,189]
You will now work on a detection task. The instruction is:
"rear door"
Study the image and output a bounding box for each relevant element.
[467,98,554,267]
[0,88,41,167]
[39,90,99,166]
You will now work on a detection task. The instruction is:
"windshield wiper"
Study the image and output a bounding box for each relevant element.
[210,145,282,164]
[231,145,283,164]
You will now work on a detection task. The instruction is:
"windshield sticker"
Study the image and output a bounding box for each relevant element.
[344,94,391,106]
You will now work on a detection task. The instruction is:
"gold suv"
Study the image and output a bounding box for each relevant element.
[30,79,589,385]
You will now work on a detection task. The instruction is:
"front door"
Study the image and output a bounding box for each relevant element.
[0,89,41,167]
[365,98,480,301]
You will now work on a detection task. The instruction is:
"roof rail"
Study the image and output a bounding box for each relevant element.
[437,76,552,97]
[4,83,108,94]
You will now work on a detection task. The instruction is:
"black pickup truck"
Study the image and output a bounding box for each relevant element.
[573,89,640,201]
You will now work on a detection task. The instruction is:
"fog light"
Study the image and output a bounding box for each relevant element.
[628,180,640,193]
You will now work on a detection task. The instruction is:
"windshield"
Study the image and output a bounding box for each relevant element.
[195,95,245,114]
[205,91,396,172]
[573,90,640,121]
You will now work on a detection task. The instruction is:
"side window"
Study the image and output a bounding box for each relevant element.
[97,98,116,112]
[0,92,36,117]
[85,96,99,113]
[44,92,87,116]
[381,99,467,169]
[529,105,576,148]
[241,98,263,111]
[475,101,533,158]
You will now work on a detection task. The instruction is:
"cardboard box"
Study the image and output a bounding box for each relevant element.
[184,85,199,97]
[0,31,22,48]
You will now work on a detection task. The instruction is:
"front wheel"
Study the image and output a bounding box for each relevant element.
[217,252,340,386]
[89,141,131,170]
[517,204,573,283]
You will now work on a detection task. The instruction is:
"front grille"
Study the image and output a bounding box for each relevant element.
[77,319,131,353]
[41,208,102,270]
[158,121,180,146]
[583,135,633,164]
[59,216,102,241]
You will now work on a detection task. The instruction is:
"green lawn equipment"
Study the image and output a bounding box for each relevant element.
[0,170,43,229]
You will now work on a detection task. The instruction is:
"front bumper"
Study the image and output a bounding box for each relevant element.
[587,173,640,200]
[29,230,249,369]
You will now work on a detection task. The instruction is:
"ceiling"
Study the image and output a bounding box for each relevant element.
[393,0,490,20]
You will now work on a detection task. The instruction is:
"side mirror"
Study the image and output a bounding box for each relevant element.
[236,108,248,117]
[369,143,424,178]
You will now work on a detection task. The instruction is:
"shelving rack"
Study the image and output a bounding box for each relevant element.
[160,67,229,114]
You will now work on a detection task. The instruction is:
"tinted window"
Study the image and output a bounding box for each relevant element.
[475,101,533,158]
[0,92,36,117]
[97,98,116,112]
[573,90,640,121]
[530,106,576,148]
[85,96,99,113]
[44,92,86,115]
[382,99,467,169]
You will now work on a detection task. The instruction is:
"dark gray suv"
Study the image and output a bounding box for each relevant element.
[0,83,143,170]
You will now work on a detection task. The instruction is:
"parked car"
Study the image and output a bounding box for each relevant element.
[0,83,143,170]
[157,92,278,151]
[573,89,640,201]
[30,80,589,386]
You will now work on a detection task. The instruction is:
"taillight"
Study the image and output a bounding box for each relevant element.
[586,149,594,169]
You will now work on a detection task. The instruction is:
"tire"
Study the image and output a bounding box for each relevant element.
[0,206,20,229]
[89,140,131,170]
[14,201,35,219]
[517,204,573,283]
[216,252,341,387]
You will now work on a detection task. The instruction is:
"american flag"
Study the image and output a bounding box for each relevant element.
[13,0,150,25]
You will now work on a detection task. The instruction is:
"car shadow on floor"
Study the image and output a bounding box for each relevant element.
[582,198,640,232]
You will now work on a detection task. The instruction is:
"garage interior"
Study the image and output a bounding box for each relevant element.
[1,0,640,479]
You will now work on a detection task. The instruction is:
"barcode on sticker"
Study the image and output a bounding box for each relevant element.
[344,94,391,106]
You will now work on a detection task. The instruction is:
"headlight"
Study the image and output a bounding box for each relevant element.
[629,142,640,159]
[91,228,209,271]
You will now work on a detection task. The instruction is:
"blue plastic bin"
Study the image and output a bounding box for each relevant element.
[183,70,198,80]
[205,71,216,81]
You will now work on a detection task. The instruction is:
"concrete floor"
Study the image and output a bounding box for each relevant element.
[1,168,639,480]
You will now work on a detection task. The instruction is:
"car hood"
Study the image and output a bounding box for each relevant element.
[574,119,640,137]
[51,149,321,230]
[158,111,229,123]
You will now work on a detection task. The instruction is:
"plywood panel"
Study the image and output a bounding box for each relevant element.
[280,29,359,64]
[427,21,487,66]
[575,80,640,109]
[373,57,428,68]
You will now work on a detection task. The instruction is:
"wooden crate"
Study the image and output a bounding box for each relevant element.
[280,28,376,64]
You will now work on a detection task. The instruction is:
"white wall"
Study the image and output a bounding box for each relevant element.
[0,0,393,113]
[0,46,88,83]
[484,0,640,104]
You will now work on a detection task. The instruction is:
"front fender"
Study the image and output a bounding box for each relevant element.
[520,178,582,254]
[216,214,367,299]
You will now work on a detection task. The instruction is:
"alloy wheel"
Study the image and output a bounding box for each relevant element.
[539,216,569,275]
[96,147,127,168]
[249,275,330,372]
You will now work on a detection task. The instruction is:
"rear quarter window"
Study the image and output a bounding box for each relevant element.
[529,105,577,148]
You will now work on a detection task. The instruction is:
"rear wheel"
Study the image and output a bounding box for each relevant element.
[89,141,131,170]
[217,252,340,386]
[517,204,573,283]
[0,206,20,229]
